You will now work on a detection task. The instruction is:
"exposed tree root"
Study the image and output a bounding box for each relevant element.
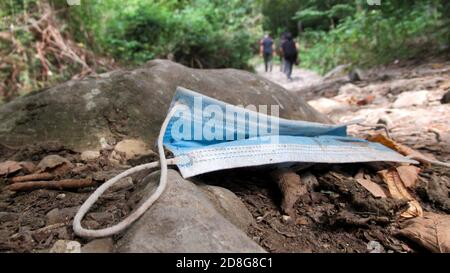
[271,168,307,217]
[5,178,94,191]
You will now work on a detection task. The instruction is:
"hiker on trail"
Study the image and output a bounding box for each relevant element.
[259,34,275,72]
[281,33,298,81]
[278,32,288,73]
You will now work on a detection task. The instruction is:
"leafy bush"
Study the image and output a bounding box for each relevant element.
[298,1,449,74]
[83,0,258,69]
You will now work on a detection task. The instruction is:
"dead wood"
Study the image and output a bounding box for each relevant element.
[271,168,307,217]
[4,178,94,191]
[10,172,54,183]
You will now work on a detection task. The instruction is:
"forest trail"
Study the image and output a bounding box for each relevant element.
[257,60,450,159]
[256,63,323,91]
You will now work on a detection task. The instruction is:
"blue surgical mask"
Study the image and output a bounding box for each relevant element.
[73,86,418,238]
[163,87,416,178]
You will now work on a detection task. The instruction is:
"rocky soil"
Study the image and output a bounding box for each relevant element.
[253,58,450,252]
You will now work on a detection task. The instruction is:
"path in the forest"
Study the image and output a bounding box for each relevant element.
[255,63,323,91]
[257,60,450,159]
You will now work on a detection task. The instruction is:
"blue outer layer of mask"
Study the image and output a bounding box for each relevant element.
[162,87,417,178]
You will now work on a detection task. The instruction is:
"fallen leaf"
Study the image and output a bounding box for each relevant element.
[396,165,420,188]
[19,161,36,174]
[368,134,431,165]
[0,161,22,176]
[357,95,375,106]
[355,177,387,198]
[37,155,74,176]
[378,168,423,218]
[378,169,404,199]
[401,200,423,219]
[399,212,450,253]
[37,155,71,171]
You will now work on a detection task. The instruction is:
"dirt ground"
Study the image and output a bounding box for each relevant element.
[0,59,449,253]
[250,57,450,252]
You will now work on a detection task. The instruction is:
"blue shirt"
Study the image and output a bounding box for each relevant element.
[261,38,273,54]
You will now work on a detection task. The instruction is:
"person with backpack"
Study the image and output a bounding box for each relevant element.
[278,32,288,73]
[259,34,275,72]
[281,33,298,81]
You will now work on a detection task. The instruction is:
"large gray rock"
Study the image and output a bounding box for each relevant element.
[0,60,330,151]
[116,170,265,253]
[198,184,255,232]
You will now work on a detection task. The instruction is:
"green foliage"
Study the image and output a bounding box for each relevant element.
[78,0,259,69]
[299,1,449,74]
[2,0,449,103]
[260,0,303,36]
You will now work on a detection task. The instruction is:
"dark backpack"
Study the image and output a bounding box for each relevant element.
[282,40,297,59]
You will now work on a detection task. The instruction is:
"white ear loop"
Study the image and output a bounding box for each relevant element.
[73,104,182,238]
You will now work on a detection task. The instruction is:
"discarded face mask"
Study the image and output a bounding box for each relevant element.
[162,87,416,177]
[73,86,418,238]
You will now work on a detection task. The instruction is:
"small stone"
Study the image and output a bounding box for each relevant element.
[393,90,429,108]
[108,177,134,192]
[46,208,61,225]
[60,206,80,220]
[56,227,70,240]
[441,90,450,104]
[80,150,100,162]
[109,139,151,164]
[87,212,113,223]
[46,206,80,225]
[115,139,149,156]
[377,116,393,128]
[81,238,114,253]
[32,230,51,243]
[100,137,114,150]
[49,240,81,253]
[348,68,364,82]
[367,240,385,253]
[301,172,319,191]
[308,98,350,115]
[281,215,292,223]
[56,193,66,200]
